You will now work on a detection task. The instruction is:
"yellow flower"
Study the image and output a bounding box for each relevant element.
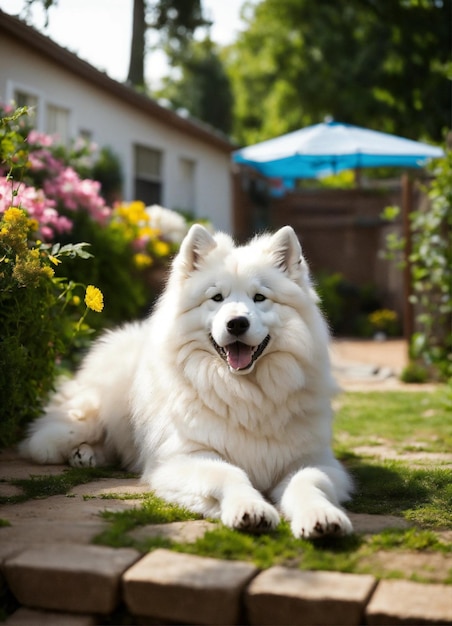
[368,309,398,330]
[84,285,104,313]
[115,201,147,225]
[138,226,160,239]
[153,240,171,258]
[41,266,55,279]
[72,295,81,306]
[3,207,25,223]
[133,252,153,269]
[48,255,62,266]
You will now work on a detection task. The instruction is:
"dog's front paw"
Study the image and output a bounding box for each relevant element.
[222,498,280,533]
[69,443,97,468]
[291,504,352,539]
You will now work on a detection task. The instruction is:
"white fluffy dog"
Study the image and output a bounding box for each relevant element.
[20,225,353,538]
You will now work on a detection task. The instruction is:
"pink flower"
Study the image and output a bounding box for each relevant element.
[27,130,54,148]
[0,177,73,240]
[43,167,111,224]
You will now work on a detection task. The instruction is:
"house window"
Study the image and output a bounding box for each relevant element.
[178,157,196,212]
[134,145,163,205]
[78,129,93,142]
[46,104,70,146]
[13,89,38,118]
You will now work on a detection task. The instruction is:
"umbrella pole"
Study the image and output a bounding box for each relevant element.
[402,173,414,345]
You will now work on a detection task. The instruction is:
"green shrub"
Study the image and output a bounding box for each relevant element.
[55,210,150,329]
[0,106,103,447]
[315,272,381,336]
[383,147,452,380]
[0,208,99,447]
[400,362,429,384]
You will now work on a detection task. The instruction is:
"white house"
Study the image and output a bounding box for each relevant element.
[0,10,235,232]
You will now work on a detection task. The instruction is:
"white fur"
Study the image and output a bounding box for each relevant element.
[20,225,353,538]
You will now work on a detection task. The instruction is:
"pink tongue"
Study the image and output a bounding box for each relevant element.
[226,342,254,370]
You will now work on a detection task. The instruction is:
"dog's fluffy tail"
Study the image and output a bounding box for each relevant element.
[20,322,145,467]
[19,377,105,464]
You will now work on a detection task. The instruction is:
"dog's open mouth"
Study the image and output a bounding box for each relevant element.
[210,335,271,371]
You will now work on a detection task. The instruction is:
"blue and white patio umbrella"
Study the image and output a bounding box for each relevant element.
[232,120,444,179]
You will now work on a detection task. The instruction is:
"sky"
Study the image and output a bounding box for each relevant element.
[0,0,252,88]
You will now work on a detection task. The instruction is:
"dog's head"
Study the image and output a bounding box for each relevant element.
[165,224,322,375]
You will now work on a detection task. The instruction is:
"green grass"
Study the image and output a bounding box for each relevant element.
[334,389,452,453]
[346,459,452,527]
[94,494,200,548]
[0,467,136,505]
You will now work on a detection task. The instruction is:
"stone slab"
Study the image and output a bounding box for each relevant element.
[68,478,145,497]
[246,566,377,626]
[129,520,218,544]
[0,449,68,480]
[3,543,140,614]
[348,512,410,534]
[5,607,96,625]
[363,550,452,584]
[123,548,258,625]
[0,492,142,524]
[366,579,452,625]
[0,520,107,547]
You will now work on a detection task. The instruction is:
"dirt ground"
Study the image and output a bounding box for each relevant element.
[331,338,408,371]
[330,338,438,391]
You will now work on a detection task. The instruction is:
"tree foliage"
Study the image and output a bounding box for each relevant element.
[225,0,451,144]
[127,0,209,87]
[155,38,234,134]
[21,0,209,89]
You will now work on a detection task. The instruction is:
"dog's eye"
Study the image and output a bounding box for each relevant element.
[253,293,266,302]
[211,293,224,302]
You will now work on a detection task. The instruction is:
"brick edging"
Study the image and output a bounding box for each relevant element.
[2,545,452,625]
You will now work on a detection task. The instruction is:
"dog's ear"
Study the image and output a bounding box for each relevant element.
[177,224,217,275]
[268,226,303,276]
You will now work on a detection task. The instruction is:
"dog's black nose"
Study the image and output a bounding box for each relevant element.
[227,316,250,336]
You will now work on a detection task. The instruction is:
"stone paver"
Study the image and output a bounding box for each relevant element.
[353,445,452,468]
[365,579,452,625]
[5,608,96,625]
[129,519,218,544]
[68,478,145,497]
[0,491,142,524]
[3,544,140,614]
[123,548,258,625]
[0,448,67,480]
[363,550,452,585]
[348,512,410,534]
[0,519,107,548]
[0,484,23,498]
[246,566,377,626]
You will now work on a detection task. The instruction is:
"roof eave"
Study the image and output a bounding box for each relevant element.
[0,10,235,153]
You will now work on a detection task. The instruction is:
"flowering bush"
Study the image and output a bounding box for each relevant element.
[368,309,399,337]
[0,176,72,239]
[0,103,184,327]
[112,201,181,269]
[0,206,102,447]
[0,106,106,447]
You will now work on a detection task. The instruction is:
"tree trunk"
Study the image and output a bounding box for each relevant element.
[127,0,146,87]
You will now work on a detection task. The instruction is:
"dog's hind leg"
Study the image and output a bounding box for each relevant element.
[69,442,105,468]
[19,378,105,465]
